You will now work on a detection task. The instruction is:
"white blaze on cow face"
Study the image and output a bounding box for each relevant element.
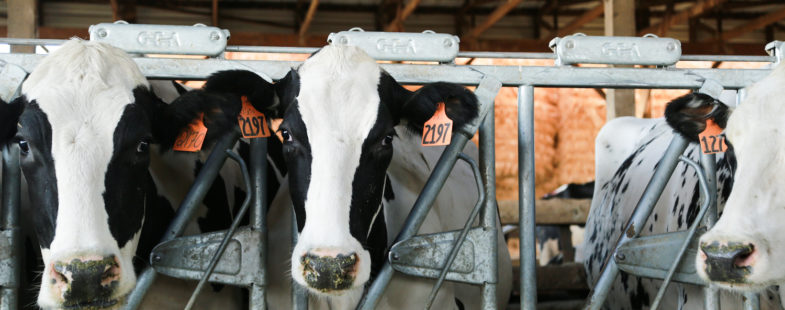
[697,63,785,290]
[19,40,149,308]
[289,45,381,296]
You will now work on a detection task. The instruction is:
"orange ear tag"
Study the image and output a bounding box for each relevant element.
[699,119,727,154]
[421,103,453,147]
[173,113,208,152]
[238,96,271,139]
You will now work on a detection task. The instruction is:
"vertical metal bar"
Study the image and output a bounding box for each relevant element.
[0,144,21,310]
[519,85,537,310]
[249,138,268,310]
[357,133,474,310]
[479,105,498,309]
[743,292,760,310]
[126,132,240,309]
[585,135,690,310]
[700,152,720,310]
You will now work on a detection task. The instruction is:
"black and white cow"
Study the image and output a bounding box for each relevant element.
[185,44,513,309]
[0,39,278,309]
[580,84,783,308]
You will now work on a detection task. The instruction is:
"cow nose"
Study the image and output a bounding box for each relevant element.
[52,255,121,307]
[700,241,755,282]
[301,251,358,292]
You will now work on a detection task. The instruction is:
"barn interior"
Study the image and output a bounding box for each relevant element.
[0,0,782,308]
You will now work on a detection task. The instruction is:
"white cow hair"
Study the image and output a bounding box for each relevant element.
[697,61,785,291]
[290,44,380,295]
[22,39,148,307]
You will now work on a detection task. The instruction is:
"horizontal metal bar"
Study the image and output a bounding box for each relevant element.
[0,53,770,89]
[0,38,69,46]
[457,51,555,59]
[224,46,319,54]
[679,54,775,62]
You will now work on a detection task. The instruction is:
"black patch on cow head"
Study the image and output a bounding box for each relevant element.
[0,97,23,143]
[665,92,730,141]
[13,99,58,248]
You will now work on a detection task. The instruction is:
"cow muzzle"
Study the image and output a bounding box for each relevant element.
[50,255,122,309]
[300,250,358,292]
[699,241,755,283]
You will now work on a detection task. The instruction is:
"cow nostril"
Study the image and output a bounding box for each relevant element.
[733,244,755,267]
[339,253,358,270]
[51,266,69,285]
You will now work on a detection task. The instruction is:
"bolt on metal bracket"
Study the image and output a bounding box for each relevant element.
[89,21,230,57]
[327,28,460,62]
[550,33,681,66]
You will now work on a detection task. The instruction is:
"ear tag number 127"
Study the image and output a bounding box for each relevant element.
[174,113,208,152]
[238,96,271,138]
[699,118,727,154]
[422,102,453,147]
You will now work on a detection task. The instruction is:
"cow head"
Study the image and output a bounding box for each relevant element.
[666,66,785,291]
[0,39,244,309]
[200,44,478,298]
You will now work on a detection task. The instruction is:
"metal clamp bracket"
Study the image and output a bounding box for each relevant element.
[89,21,230,57]
[149,227,263,286]
[615,229,707,286]
[766,41,784,64]
[550,34,681,66]
[327,28,459,62]
[389,227,496,285]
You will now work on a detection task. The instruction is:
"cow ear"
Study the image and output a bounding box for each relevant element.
[0,98,24,145]
[381,72,479,134]
[665,92,730,141]
[203,70,278,115]
[273,69,300,117]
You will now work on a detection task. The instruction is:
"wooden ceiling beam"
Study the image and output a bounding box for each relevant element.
[463,0,526,41]
[109,0,137,22]
[714,7,785,42]
[553,3,603,37]
[212,0,219,26]
[637,0,724,36]
[298,0,320,45]
[384,0,421,31]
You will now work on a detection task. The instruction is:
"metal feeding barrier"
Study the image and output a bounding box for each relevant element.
[0,21,781,310]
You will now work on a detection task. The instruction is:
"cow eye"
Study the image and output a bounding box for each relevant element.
[382,134,394,146]
[136,140,149,153]
[18,140,29,155]
[280,129,292,143]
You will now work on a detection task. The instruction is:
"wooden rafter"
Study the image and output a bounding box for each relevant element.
[637,0,725,36]
[552,3,603,37]
[463,0,526,41]
[385,0,421,32]
[714,7,785,42]
[298,0,319,45]
[109,0,137,22]
[212,0,219,26]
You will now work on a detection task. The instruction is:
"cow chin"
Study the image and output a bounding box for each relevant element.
[36,234,140,310]
[696,229,782,292]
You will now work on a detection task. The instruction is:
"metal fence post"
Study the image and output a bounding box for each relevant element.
[0,144,21,310]
[700,152,720,310]
[518,85,537,310]
[479,105,498,309]
[249,138,268,309]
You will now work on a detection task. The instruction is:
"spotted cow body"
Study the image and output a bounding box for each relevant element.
[581,106,782,308]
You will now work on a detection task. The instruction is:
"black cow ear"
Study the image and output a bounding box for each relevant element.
[665,92,730,141]
[0,97,24,144]
[274,69,300,117]
[203,70,278,115]
[383,72,478,134]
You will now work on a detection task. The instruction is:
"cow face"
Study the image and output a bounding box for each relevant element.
[683,65,785,290]
[0,40,234,309]
[202,45,479,298]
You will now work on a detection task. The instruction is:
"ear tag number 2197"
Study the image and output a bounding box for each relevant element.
[238,96,271,139]
[422,102,453,147]
[699,119,727,154]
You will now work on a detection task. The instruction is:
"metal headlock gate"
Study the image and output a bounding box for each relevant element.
[0,22,780,310]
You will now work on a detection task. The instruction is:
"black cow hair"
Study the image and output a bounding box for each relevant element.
[664,92,730,141]
[0,97,24,144]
